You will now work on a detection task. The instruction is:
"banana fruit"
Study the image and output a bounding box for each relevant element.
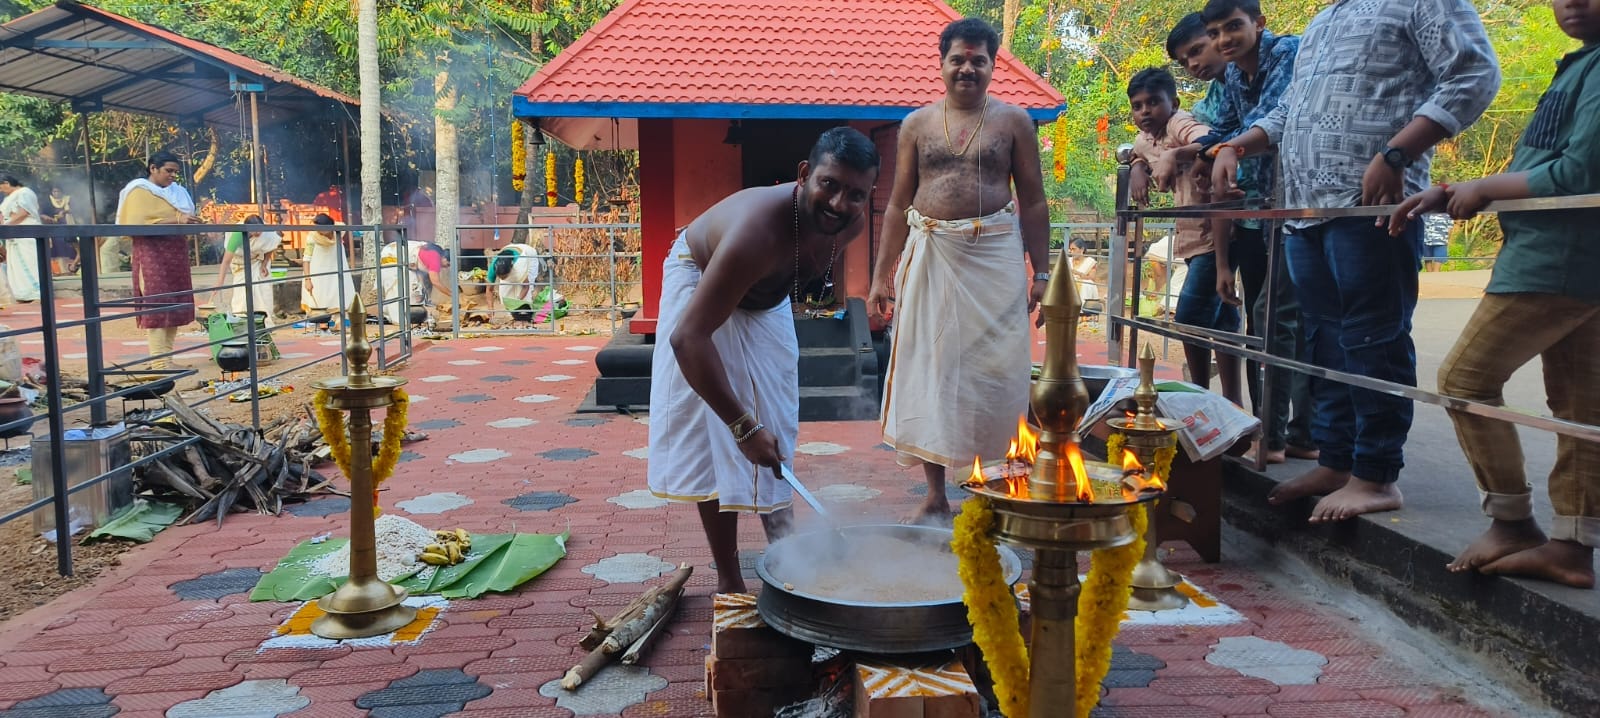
[417,528,472,567]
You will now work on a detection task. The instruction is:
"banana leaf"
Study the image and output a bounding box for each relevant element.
[249,532,568,602]
[83,500,183,544]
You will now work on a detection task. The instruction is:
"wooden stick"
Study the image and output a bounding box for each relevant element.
[578,586,661,651]
[560,644,610,690]
[620,586,683,665]
[602,565,693,653]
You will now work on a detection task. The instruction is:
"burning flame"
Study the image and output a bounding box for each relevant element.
[1121,449,1166,492]
[1015,416,1039,464]
[965,456,985,487]
[1064,442,1095,502]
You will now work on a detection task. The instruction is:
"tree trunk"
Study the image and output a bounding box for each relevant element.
[358,0,382,283]
[192,128,220,186]
[433,65,460,252]
[1001,0,1020,52]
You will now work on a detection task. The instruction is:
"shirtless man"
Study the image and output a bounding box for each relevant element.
[868,17,1051,523]
[648,127,879,593]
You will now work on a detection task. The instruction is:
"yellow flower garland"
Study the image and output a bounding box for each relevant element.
[511,121,527,193]
[574,157,585,206]
[1053,116,1068,183]
[545,152,558,207]
[956,436,1176,718]
[312,388,409,517]
[1074,505,1146,718]
[954,496,1030,718]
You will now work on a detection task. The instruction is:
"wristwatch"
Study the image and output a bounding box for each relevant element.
[1382,147,1414,170]
[1033,272,1051,282]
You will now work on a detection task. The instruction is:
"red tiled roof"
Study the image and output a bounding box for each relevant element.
[513,0,1065,120]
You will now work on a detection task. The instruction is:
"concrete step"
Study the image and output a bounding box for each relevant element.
[798,382,878,422]
[799,346,865,387]
[1224,462,1599,715]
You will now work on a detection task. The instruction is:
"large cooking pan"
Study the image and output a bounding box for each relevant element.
[756,523,1023,653]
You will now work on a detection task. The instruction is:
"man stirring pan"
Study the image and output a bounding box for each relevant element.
[868,17,1051,525]
[648,128,879,594]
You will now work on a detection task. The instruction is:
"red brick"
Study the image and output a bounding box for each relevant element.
[453,707,578,718]
[1274,684,1364,703]
[53,667,148,688]
[707,654,808,691]
[1184,694,1277,714]
[105,670,242,695]
[16,633,114,651]
[1149,675,1280,697]
[1101,687,1190,706]
[393,635,514,656]
[50,650,181,673]
[109,689,212,711]
[226,646,351,664]
[1265,700,1404,717]
[291,661,417,687]
[469,654,575,675]
[0,681,57,702]
[239,660,326,680]
[405,651,492,669]
[1357,687,1451,706]
[282,699,370,717]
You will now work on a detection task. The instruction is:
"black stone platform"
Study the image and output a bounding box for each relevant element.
[589,296,882,421]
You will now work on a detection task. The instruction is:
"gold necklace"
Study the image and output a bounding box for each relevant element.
[943,97,988,157]
[791,185,837,304]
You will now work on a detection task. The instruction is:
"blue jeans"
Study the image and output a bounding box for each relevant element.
[1285,218,1420,483]
[1175,250,1242,332]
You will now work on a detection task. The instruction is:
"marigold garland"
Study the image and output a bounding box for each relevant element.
[1053,116,1068,183]
[574,157,585,206]
[511,121,527,193]
[1105,432,1177,484]
[1074,504,1146,718]
[953,496,1030,718]
[313,388,409,517]
[545,151,558,207]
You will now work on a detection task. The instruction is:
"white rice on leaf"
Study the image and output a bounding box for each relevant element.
[310,514,438,582]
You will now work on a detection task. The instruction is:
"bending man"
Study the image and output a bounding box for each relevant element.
[648,127,879,593]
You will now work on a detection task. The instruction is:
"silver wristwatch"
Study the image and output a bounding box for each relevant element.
[1033,272,1051,282]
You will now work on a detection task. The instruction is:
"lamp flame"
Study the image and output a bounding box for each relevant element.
[1015,415,1039,464]
[1064,442,1094,503]
[1121,449,1166,492]
[965,456,985,488]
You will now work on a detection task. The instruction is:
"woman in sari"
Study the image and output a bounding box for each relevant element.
[0,175,43,303]
[210,215,281,321]
[115,153,200,370]
[301,213,356,324]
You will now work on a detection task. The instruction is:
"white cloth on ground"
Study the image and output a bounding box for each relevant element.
[0,186,42,302]
[647,234,796,513]
[880,204,1031,469]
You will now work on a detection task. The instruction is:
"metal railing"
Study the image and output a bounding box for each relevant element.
[448,222,642,337]
[1100,147,1600,478]
[0,220,414,576]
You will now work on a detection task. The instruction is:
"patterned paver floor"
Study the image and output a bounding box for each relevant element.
[0,335,1517,717]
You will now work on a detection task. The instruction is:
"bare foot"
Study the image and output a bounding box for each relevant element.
[1308,478,1403,523]
[1267,465,1351,505]
[1245,442,1288,465]
[1285,445,1320,461]
[1448,519,1547,573]
[902,497,953,526]
[715,571,748,595]
[1480,539,1595,589]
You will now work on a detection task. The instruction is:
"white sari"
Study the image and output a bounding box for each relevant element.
[302,228,356,312]
[226,230,282,317]
[0,186,42,302]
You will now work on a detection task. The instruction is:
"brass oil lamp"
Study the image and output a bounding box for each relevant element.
[309,296,417,638]
[1106,345,1186,611]
[963,248,1161,715]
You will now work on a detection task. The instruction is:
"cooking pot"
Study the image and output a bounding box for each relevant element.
[216,339,252,373]
[756,523,1023,653]
[0,396,33,439]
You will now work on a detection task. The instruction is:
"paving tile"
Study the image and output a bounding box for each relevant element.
[0,681,58,703]
[1264,700,1404,717]
[1207,636,1326,686]
[503,491,579,512]
[537,666,667,715]
[167,679,312,718]
[538,448,597,461]
[1,687,118,717]
[105,670,242,695]
[169,568,267,601]
[355,668,492,715]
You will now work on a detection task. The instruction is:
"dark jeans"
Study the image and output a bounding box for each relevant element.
[1285,217,1420,483]
[1232,226,1315,451]
[1175,250,1242,332]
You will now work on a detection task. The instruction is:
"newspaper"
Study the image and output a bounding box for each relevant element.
[1081,376,1261,462]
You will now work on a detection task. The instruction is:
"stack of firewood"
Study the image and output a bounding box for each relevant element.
[562,564,693,690]
[127,397,332,526]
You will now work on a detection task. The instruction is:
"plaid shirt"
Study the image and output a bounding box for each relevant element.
[1199,32,1300,208]
[1254,0,1500,228]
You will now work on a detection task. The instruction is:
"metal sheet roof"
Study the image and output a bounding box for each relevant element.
[0,1,357,127]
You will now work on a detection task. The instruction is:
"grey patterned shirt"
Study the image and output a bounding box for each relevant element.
[1253,0,1500,228]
